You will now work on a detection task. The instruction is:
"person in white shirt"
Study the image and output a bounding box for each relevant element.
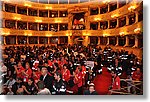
[37,81,51,95]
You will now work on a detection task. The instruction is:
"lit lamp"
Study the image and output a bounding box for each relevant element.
[119,32,125,36]
[128,5,136,12]
[134,28,141,33]
[111,14,118,18]
[103,0,110,4]
[52,14,54,17]
[94,18,101,21]
[24,3,32,7]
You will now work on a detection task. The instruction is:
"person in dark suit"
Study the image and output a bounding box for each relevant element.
[83,83,98,95]
[40,67,53,93]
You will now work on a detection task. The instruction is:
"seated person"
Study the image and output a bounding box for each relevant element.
[12,77,24,95]
[83,83,98,95]
[22,78,37,95]
[37,81,51,95]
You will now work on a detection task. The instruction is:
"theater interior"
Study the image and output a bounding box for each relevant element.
[0,0,143,95]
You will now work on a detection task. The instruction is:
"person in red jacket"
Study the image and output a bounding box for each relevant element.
[14,62,25,79]
[111,70,120,90]
[61,64,71,82]
[132,68,142,81]
[22,62,32,82]
[32,68,41,83]
[73,66,83,95]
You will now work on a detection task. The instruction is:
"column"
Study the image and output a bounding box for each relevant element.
[68,36,72,45]
[97,37,100,45]
[58,11,60,17]
[99,7,101,14]
[27,36,29,44]
[108,20,110,29]
[108,4,110,12]
[98,22,100,30]
[2,19,5,28]
[37,23,39,31]
[115,36,119,46]
[16,21,18,29]
[126,15,129,26]
[2,2,5,11]
[15,5,17,13]
[117,0,119,9]
[37,9,39,17]
[133,35,138,48]
[48,37,50,44]
[124,36,129,47]
[27,8,28,15]
[3,36,6,45]
[58,24,60,31]
[48,10,50,18]
[116,18,119,27]
[135,11,139,23]
[16,36,18,45]
[83,36,89,46]
[37,36,39,44]
[58,37,60,44]
[106,37,109,45]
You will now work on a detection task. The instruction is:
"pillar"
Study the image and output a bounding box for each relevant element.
[15,5,17,13]
[116,18,119,28]
[115,36,119,46]
[108,4,110,12]
[124,36,129,47]
[3,36,6,45]
[58,37,60,44]
[16,36,18,45]
[2,19,5,28]
[48,37,50,44]
[126,15,129,26]
[58,24,60,31]
[48,10,50,18]
[16,21,18,29]
[99,6,101,14]
[135,11,139,23]
[58,11,60,17]
[106,37,109,45]
[27,8,28,15]
[83,36,89,46]
[98,22,100,30]
[37,36,39,44]
[37,23,39,31]
[97,37,100,45]
[108,20,110,29]
[27,36,29,44]
[2,2,5,11]
[117,0,119,9]
[133,35,138,48]
[68,36,72,45]
[37,9,39,17]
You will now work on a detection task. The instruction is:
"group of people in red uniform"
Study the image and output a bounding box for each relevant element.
[1,44,143,95]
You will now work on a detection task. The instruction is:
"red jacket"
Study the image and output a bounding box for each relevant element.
[74,72,83,87]
[132,71,142,81]
[23,68,32,82]
[112,76,120,90]
[17,66,25,78]
[61,69,71,82]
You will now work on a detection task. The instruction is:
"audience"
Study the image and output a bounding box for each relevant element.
[0,44,143,95]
